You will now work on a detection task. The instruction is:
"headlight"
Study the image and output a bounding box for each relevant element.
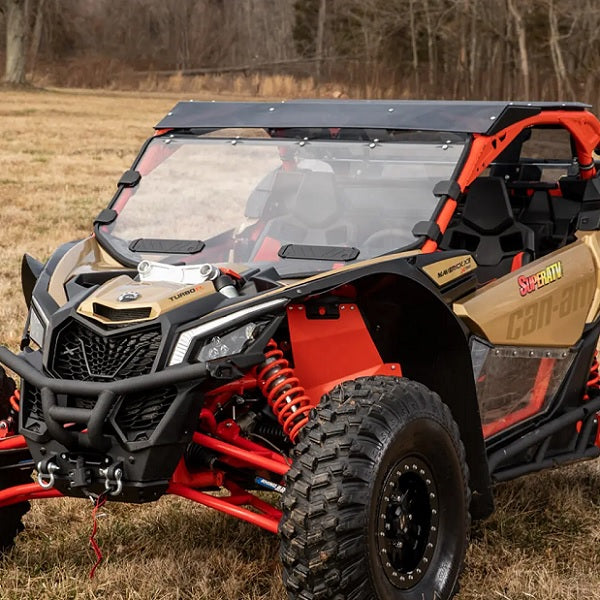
[197,322,263,362]
[168,298,288,366]
[28,298,49,348]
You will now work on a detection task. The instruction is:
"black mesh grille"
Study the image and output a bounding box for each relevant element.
[52,320,162,382]
[115,386,177,442]
[93,303,152,322]
[22,382,43,422]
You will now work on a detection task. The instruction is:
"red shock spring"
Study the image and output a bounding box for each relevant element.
[584,351,600,401]
[257,340,312,442]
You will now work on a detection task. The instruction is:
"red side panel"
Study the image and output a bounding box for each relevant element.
[287,303,400,404]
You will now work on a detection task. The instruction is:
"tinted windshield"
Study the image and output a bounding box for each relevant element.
[101,132,466,277]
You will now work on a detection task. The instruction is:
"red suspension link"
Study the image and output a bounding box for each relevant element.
[257,340,312,442]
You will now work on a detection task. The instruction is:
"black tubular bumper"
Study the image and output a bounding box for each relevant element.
[0,346,210,502]
[0,346,208,450]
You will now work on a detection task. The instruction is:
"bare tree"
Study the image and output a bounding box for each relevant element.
[28,0,45,73]
[3,0,27,84]
[506,0,530,99]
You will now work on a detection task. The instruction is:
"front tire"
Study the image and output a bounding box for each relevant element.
[280,376,470,600]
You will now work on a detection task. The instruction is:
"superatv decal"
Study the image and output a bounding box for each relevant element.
[518,261,563,297]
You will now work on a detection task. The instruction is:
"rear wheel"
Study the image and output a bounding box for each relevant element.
[0,366,31,553]
[280,376,470,600]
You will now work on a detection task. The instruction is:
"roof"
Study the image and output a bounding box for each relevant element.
[155,100,591,135]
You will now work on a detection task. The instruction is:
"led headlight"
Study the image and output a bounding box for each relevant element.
[168,298,288,366]
[197,322,263,362]
[28,298,49,348]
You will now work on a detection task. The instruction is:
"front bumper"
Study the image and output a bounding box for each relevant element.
[0,346,208,502]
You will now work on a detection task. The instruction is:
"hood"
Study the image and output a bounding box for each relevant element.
[77,275,217,325]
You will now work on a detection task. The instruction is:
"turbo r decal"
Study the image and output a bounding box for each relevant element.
[168,285,202,302]
[518,261,563,297]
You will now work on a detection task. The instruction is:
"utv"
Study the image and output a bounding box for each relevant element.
[1,100,600,599]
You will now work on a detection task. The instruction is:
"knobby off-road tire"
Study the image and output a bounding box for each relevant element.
[280,376,470,600]
[0,366,31,553]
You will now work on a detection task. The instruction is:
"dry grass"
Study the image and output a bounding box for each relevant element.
[0,88,600,599]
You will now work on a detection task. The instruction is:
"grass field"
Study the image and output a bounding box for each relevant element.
[1,88,600,600]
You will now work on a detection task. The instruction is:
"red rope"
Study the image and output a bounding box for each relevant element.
[9,390,20,413]
[89,493,107,579]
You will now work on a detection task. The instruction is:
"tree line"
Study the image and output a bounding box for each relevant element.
[1,0,599,106]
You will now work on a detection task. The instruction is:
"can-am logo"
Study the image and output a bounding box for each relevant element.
[518,261,563,296]
[118,291,140,302]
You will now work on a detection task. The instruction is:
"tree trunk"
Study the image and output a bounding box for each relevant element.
[507,0,530,99]
[408,0,419,95]
[315,0,327,80]
[4,0,28,84]
[29,0,46,74]
[547,0,575,99]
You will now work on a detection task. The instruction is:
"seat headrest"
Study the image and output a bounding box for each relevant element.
[290,171,339,227]
[462,177,514,234]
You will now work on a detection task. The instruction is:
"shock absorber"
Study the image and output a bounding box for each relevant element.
[584,351,600,401]
[257,340,312,442]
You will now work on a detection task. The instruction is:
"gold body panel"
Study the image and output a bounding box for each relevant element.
[453,238,599,347]
[48,237,123,306]
[77,275,216,324]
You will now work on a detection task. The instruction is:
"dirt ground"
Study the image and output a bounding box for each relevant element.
[1,88,600,599]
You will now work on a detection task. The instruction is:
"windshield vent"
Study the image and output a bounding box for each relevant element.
[93,303,152,322]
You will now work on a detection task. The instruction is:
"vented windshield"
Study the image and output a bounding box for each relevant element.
[100,132,466,277]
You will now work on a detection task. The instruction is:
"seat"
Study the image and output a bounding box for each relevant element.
[441,177,535,282]
[250,171,355,261]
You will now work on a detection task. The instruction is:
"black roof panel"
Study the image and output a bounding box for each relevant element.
[155,100,591,135]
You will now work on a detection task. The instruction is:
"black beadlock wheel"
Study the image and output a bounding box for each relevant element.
[0,366,31,554]
[280,376,470,600]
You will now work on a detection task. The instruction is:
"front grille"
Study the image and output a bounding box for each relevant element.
[93,303,152,322]
[114,386,177,442]
[21,382,45,435]
[52,320,162,381]
[21,320,176,443]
